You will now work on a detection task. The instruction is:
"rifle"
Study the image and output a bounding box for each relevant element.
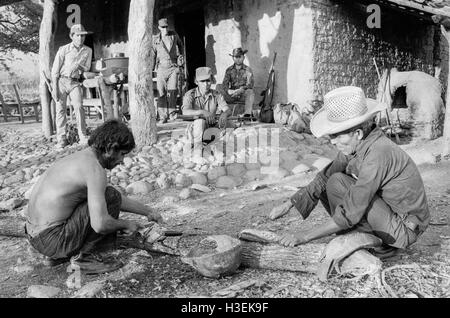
[259,52,277,123]
[178,114,256,123]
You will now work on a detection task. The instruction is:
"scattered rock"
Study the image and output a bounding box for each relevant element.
[191,184,211,193]
[179,188,192,200]
[27,285,61,298]
[116,172,129,180]
[161,196,179,205]
[126,181,153,195]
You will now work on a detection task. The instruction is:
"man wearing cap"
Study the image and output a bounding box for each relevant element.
[217,48,255,117]
[152,18,184,124]
[273,86,429,256]
[182,67,233,159]
[51,24,93,148]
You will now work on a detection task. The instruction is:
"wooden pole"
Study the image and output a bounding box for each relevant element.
[439,25,450,157]
[38,0,57,138]
[127,0,157,147]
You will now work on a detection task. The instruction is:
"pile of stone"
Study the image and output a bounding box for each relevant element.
[0,124,338,206]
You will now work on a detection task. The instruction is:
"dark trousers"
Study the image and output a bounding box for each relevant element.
[26,186,122,259]
[321,173,419,249]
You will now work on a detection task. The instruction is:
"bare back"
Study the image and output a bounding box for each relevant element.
[27,148,106,226]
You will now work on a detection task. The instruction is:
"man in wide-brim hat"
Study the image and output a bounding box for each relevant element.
[51,24,93,148]
[217,47,255,117]
[271,86,429,257]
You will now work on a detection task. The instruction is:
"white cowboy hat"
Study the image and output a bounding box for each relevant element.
[310,86,387,138]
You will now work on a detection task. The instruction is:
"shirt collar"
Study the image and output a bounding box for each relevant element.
[69,42,85,52]
[355,126,384,155]
[194,87,213,99]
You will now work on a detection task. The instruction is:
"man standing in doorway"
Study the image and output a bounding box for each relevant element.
[217,48,255,117]
[51,24,93,148]
[152,17,184,124]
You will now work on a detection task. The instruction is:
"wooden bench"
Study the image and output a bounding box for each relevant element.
[0,83,40,124]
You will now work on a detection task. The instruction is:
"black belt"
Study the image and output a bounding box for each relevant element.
[60,76,81,81]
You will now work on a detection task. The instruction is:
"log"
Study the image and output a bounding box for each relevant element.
[0,216,26,238]
[439,24,450,156]
[39,0,57,138]
[127,0,157,147]
[240,241,324,273]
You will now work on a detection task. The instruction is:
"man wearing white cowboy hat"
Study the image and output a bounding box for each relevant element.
[182,67,234,159]
[217,47,255,117]
[273,86,429,255]
[51,24,93,148]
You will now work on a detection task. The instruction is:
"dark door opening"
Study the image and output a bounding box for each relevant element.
[175,8,206,90]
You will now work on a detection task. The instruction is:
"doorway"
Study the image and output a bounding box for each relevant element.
[175,8,206,90]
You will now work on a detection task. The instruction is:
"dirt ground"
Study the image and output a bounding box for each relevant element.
[0,120,449,298]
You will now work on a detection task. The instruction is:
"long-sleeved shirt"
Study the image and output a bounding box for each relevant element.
[51,43,92,80]
[182,87,229,115]
[152,31,183,70]
[222,64,254,90]
[291,127,430,232]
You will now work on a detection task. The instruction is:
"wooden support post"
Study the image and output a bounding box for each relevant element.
[440,24,450,157]
[127,0,157,147]
[39,0,57,138]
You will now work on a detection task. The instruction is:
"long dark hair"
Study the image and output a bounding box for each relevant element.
[88,120,135,155]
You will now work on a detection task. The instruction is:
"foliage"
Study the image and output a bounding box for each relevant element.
[0,1,42,55]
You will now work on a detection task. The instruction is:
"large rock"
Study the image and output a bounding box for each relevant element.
[261,167,290,180]
[27,285,61,298]
[244,162,261,170]
[216,176,242,189]
[281,159,303,172]
[190,172,207,186]
[207,166,226,182]
[226,163,246,177]
[175,174,192,189]
[280,150,298,164]
[312,157,332,171]
[292,164,311,175]
[126,181,153,195]
[191,184,211,193]
[244,169,262,181]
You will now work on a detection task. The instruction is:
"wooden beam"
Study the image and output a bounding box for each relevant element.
[127,0,157,147]
[380,0,450,18]
[38,0,57,138]
[439,24,450,157]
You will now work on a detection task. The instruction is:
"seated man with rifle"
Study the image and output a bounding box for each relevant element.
[181,67,234,159]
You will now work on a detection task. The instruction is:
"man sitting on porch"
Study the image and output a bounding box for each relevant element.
[51,24,92,148]
[26,120,163,274]
[182,67,234,159]
[217,48,255,117]
[272,86,430,257]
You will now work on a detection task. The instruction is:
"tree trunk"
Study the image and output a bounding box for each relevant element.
[127,0,157,147]
[38,0,57,138]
